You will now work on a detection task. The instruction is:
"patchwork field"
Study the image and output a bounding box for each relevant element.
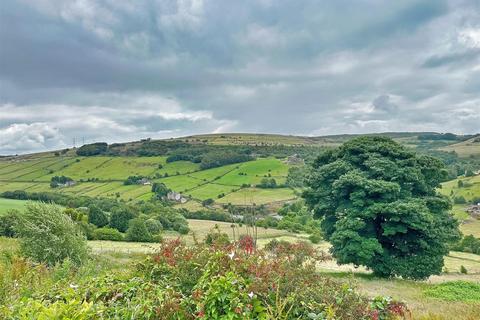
[0,155,295,205]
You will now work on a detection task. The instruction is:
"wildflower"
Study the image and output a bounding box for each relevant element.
[228,251,235,259]
[69,283,79,289]
[248,291,254,299]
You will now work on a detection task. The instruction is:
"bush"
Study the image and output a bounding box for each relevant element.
[145,218,163,235]
[451,235,480,255]
[257,178,277,188]
[308,231,322,244]
[0,210,20,237]
[0,239,409,319]
[94,227,124,241]
[202,198,214,206]
[126,218,153,242]
[14,202,88,266]
[50,175,73,188]
[123,175,146,185]
[76,221,96,240]
[460,265,468,274]
[453,196,467,204]
[204,226,230,246]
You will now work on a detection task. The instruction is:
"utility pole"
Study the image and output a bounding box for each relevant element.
[73,137,76,148]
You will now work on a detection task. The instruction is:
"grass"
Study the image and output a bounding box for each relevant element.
[216,187,297,205]
[460,220,480,238]
[423,281,480,302]
[439,136,480,158]
[186,183,238,200]
[440,175,480,202]
[0,153,295,205]
[0,198,27,215]
[215,158,288,186]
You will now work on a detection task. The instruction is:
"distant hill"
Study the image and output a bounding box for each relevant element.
[0,131,478,210]
[439,135,480,158]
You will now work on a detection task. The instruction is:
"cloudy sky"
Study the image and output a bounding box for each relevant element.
[1,0,479,154]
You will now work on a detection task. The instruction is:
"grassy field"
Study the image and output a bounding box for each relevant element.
[439,136,480,158]
[439,175,480,238]
[440,175,480,202]
[0,198,27,215]
[0,155,297,205]
[216,187,297,205]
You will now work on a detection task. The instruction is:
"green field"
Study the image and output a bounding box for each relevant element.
[439,175,480,238]
[440,175,480,202]
[0,198,27,215]
[216,187,297,205]
[0,155,296,205]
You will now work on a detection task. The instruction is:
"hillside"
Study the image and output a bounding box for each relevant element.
[439,135,480,158]
[0,131,478,209]
[0,153,295,205]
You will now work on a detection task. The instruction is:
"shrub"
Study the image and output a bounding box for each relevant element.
[257,178,277,188]
[460,265,468,274]
[144,218,163,235]
[123,175,146,185]
[126,218,153,242]
[309,231,322,244]
[204,226,230,246]
[202,198,214,206]
[0,210,20,237]
[50,175,74,188]
[76,221,97,240]
[94,227,124,241]
[14,202,88,266]
[453,196,467,204]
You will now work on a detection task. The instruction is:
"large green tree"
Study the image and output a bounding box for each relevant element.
[303,136,460,280]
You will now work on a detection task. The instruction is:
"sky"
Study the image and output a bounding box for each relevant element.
[0,0,479,155]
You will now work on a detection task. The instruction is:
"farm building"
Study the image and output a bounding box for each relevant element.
[467,204,480,219]
[285,154,304,165]
[167,191,188,203]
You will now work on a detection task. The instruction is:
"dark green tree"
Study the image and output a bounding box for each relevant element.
[126,218,153,242]
[88,205,109,228]
[109,208,135,232]
[303,136,460,280]
[151,182,171,198]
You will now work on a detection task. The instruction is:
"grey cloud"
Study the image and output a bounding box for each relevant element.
[0,0,479,154]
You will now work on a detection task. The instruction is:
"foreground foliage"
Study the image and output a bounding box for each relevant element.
[0,238,409,319]
[304,137,461,280]
[14,202,88,266]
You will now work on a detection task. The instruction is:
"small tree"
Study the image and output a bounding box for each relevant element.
[0,210,20,237]
[88,205,109,227]
[202,198,214,207]
[145,218,163,235]
[109,208,135,232]
[14,202,88,266]
[126,218,153,242]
